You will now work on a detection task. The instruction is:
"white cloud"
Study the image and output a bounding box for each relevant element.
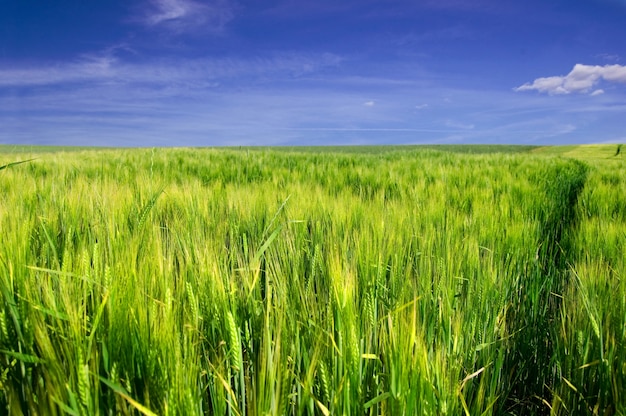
[515,64,626,95]
[141,0,235,33]
[415,104,429,109]
[591,89,605,96]
[363,100,375,106]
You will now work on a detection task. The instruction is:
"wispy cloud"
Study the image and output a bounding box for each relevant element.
[515,64,626,95]
[420,0,494,11]
[260,0,368,19]
[0,57,117,87]
[417,0,519,14]
[444,119,475,130]
[2,50,625,147]
[392,25,475,47]
[0,52,342,88]
[139,0,236,33]
[595,53,621,62]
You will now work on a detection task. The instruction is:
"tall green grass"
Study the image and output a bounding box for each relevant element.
[0,146,623,415]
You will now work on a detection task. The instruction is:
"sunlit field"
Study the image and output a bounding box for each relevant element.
[0,145,624,415]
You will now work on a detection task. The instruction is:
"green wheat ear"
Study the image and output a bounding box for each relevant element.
[0,158,36,171]
[135,187,164,231]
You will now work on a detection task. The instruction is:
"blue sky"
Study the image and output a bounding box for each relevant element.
[1,0,626,146]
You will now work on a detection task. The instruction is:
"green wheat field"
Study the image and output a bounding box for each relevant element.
[0,144,624,415]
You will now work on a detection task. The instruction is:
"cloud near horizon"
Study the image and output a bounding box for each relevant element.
[515,63,626,95]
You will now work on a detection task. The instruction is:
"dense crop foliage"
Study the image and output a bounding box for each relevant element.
[0,146,624,415]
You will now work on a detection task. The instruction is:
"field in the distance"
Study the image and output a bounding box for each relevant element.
[0,144,624,415]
